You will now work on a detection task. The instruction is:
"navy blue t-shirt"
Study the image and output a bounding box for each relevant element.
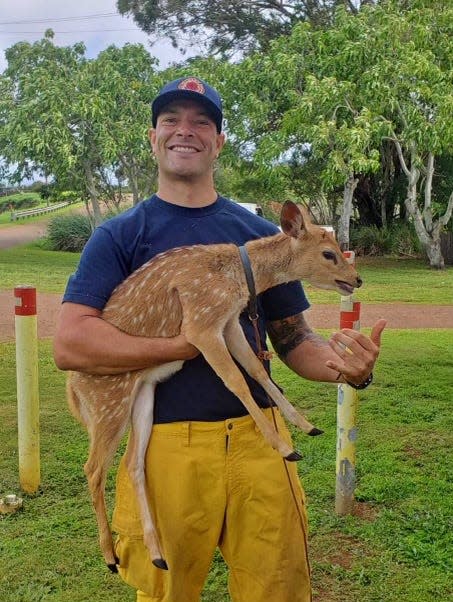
[63,195,310,422]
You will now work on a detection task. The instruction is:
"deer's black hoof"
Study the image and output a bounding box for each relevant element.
[107,562,118,573]
[285,451,303,462]
[308,427,324,436]
[153,558,169,571]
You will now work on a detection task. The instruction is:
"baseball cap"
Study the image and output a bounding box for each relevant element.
[151,77,223,133]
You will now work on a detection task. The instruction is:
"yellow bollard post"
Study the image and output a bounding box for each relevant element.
[14,286,40,493]
[335,251,360,515]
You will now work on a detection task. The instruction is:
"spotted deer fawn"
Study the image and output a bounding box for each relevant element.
[67,201,362,572]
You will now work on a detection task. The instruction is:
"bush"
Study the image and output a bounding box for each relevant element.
[47,214,93,252]
[49,190,79,203]
[351,223,422,257]
[0,194,40,213]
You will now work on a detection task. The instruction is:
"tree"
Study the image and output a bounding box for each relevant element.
[354,0,453,267]
[82,44,161,206]
[117,0,376,57]
[0,33,161,225]
[219,1,453,265]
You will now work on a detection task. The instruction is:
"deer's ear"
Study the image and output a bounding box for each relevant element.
[280,201,310,238]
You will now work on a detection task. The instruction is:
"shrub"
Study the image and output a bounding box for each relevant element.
[350,223,422,257]
[389,222,423,257]
[351,225,393,256]
[0,194,40,213]
[47,214,93,252]
[49,190,80,203]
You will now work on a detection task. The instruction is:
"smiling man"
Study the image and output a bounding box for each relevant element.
[54,77,385,602]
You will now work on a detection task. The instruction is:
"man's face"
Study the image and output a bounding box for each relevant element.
[149,99,225,181]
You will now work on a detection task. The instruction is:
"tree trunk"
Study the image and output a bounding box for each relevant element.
[338,174,359,251]
[424,238,445,269]
[119,154,140,206]
[84,161,103,226]
[393,141,447,269]
[129,169,140,206]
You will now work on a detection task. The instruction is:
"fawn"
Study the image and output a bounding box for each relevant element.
[67,200,362,572]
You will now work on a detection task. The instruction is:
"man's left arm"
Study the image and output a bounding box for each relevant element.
[267,312,386,386]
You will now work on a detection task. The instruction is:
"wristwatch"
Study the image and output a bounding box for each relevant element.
[345,372,373,390]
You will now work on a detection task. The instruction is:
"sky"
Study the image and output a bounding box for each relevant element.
[0,0,202,73]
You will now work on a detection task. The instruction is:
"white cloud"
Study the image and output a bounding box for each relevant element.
[0,0,201,72]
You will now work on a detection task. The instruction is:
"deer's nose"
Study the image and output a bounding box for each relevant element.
[356,275,363,288]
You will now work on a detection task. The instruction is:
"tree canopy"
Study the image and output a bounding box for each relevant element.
[0,33,161,224]
[1,1,452,266]
[116,0,376,56]
[216,0,453,265]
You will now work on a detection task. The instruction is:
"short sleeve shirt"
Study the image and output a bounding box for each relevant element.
[63,195,310,422]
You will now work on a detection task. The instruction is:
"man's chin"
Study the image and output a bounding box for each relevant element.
[163,163,212,180]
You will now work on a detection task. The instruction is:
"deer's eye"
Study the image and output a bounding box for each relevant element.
[322,250,338,264]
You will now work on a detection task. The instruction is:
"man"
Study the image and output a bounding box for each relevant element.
[54,76,385,602]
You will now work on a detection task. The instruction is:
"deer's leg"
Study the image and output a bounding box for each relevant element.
[83,405,130,572]
[124,380,167,570]
[188,330,297,460]
[224,319,322,437]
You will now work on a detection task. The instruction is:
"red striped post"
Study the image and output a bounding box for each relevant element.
[14,286,41,493]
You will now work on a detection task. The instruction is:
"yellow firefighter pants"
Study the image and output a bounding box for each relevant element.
[112,408,312,602]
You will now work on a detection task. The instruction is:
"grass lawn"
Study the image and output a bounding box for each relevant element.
[1,330,452,602]
[0,247,80,293]
[304,257,453,304]
[1,245,452,302]
[0,244,452,600]
[0,200,84,226]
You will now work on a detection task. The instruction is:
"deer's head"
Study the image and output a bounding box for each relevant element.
[280,201,362,295]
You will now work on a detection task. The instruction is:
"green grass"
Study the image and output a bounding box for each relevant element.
[0,247,80,293]
[0,244,452,600]
[1,246,452,302]
[1,331,452,601]
[0,201,85,226]
[305,257,453,304]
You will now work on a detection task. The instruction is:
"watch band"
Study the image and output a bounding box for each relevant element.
[345,372,373,390]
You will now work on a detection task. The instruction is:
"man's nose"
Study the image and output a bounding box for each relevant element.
[176,120,194,136]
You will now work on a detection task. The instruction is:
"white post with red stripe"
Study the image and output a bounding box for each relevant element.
[14,286,41,493]
[335,251,360,515]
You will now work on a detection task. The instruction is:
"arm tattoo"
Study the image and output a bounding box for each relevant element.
[267,312,327,360]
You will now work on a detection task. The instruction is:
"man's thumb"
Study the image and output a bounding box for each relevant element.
[371,319,387,346]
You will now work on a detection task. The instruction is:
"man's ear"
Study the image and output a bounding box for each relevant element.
[148,128,156,153]
[216,131,226,156]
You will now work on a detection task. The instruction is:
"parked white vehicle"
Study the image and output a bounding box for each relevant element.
[236,202,264,217]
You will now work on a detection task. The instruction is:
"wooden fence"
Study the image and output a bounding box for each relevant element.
[10,201,71,221]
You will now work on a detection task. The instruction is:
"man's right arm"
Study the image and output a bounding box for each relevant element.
[53,302,199,375]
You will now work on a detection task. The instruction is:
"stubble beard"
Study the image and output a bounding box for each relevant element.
[158,154,215,183]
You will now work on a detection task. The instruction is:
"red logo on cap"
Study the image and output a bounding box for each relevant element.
[178,78,205,95]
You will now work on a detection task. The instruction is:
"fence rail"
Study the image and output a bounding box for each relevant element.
[10,201,71,221]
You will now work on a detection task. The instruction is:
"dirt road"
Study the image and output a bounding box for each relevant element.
[1,290,452,342]
[0,221,49,249]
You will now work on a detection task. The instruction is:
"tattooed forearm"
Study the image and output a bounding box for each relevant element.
[267,312,327,360]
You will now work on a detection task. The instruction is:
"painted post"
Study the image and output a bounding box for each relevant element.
[335,251,360,515]
[14,286,41,493]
